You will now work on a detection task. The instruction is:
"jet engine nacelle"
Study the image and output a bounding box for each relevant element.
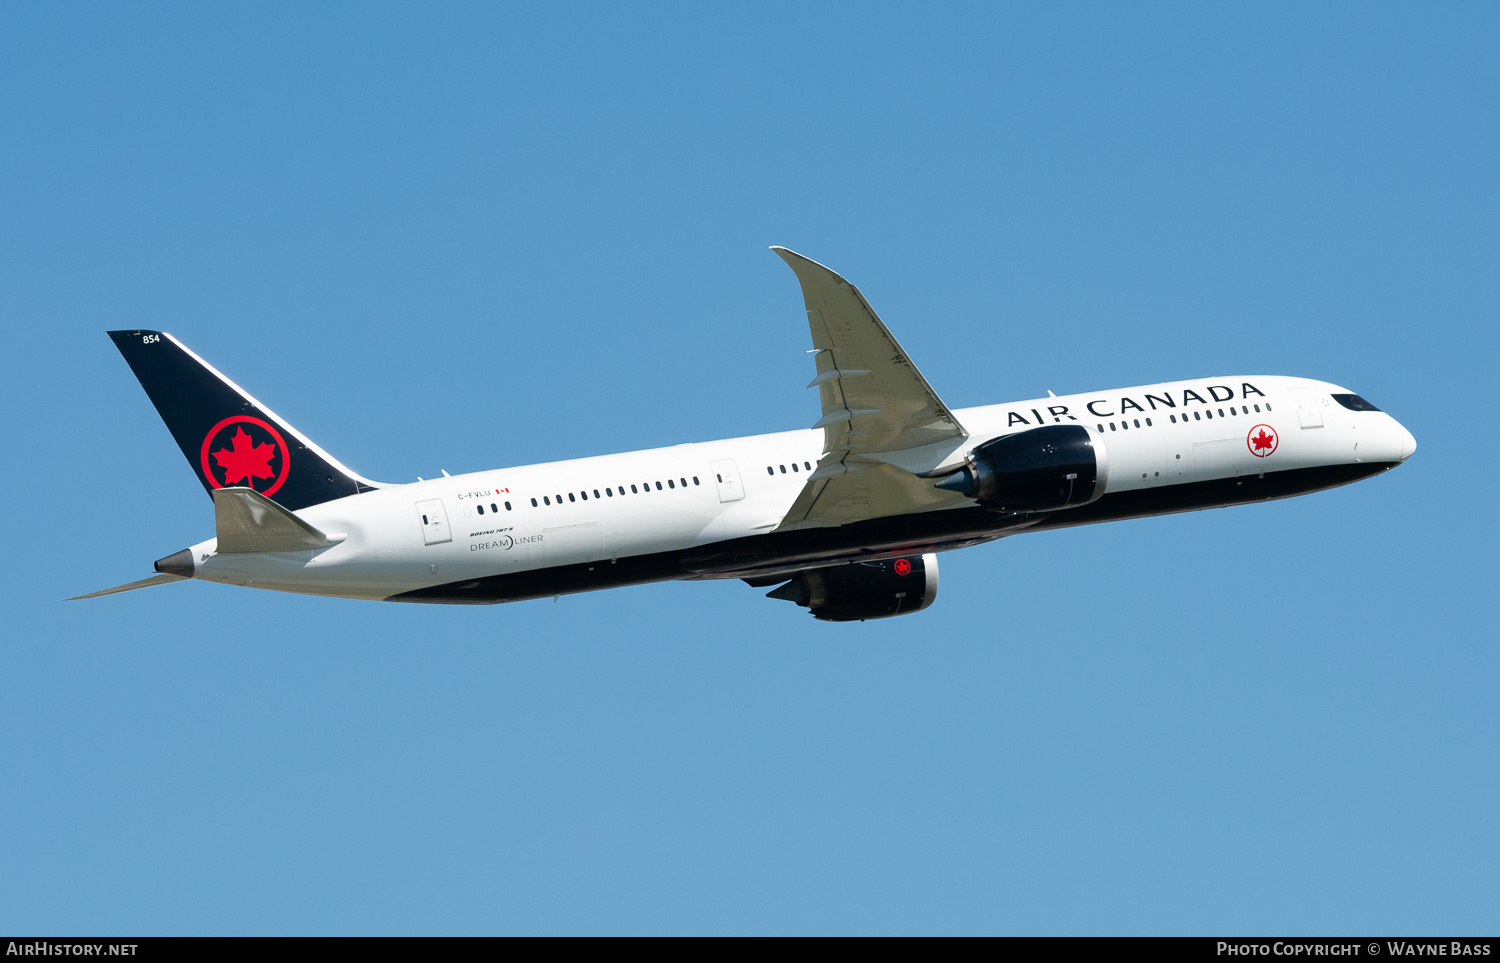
[766,554,938,622]
[935,424,1108,512]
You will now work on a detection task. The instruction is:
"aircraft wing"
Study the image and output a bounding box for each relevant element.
[771,248,972,529]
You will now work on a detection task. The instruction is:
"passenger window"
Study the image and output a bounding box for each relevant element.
[1254,404,1261,413]
[1218,409,1224,418]
[1193,412,1201,421]
[632,484,639,493]
[1145,418,1152,426]
[505,502,511,511]
[543,496,550,505]
[531,498,537,507]
[1265,403,1272,411]
[568,493,576,502]
[779,465,786,473]
[580,491,588,500]
[556,494,563,503]
[791,463,799,472]
[1109,422,1116,431]
[655,481,662,490]
[1134,419,1140,428]
[593,489,600,499]
[804,462,812,470]
[667,479,675,489]
[1206,411,1213,419]
[422,514,429,524]
[767,466,774,475]
[1098,424,1104,431]
[476,504,484,515]
[490,503,498,513]
[1170,415,1177,423]
[605,488,613,497]
[680,478,687,487]
[693,476,700,485]
[716,474,723,483]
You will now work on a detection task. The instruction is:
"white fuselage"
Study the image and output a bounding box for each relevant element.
[184,375,1415,601]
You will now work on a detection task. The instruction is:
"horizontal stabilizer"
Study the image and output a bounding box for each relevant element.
[214,486,345,553]
[67,573,186,600]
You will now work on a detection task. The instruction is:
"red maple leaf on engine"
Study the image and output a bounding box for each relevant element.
[1251,429,1276,452]
[212,427,278,486]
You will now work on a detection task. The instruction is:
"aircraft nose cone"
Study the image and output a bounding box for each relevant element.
[1398,423,1417,462]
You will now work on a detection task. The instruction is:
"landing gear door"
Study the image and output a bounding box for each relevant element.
[1288,387,1323,429]
[415,498,451,545]
[709,459,744,503]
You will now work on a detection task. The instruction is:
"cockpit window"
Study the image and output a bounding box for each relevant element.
[1331,393,1381,412]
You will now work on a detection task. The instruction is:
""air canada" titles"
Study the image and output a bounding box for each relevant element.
[999,382,1267,428]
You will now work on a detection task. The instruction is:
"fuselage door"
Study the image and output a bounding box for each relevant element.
[709,459,745,502]
[415,498,451,545]
[1288,387,1323,429]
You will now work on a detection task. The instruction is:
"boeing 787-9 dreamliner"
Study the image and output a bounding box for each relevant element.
[76,248,1416,620]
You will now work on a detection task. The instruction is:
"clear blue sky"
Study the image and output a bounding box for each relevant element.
[2,2,1495,935]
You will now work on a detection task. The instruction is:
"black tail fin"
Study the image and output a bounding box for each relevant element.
[109,330,381,510]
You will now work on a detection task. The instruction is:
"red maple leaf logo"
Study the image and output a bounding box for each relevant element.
[211,427,278,487]
[894,558,912,576]
[1251,429,1275,452]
